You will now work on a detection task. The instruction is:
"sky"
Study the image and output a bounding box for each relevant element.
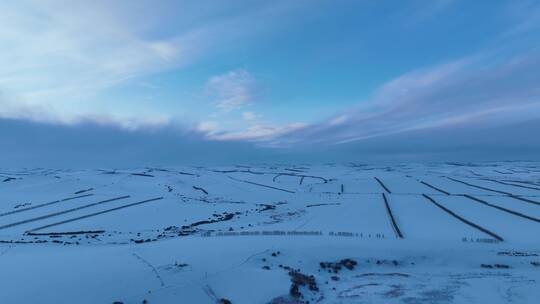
[1,0,539,166]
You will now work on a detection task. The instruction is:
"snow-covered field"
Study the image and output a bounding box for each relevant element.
[1,162,540,303]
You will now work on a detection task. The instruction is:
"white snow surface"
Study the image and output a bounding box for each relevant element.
[1,162,540,303]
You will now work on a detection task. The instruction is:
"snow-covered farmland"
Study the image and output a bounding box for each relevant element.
[1,162,540,303]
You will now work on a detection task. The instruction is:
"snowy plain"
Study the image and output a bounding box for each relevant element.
[1,162,540,303]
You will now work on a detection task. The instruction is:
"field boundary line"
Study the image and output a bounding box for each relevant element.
[446,177,511,195]
[463,194,540,223]
[0,195,130,230]
[382,193,403,239]
[26,197,163,233]
[422,194,503,242]
[374,177,391,194]
[228,176,295,193]
[0,194,94,217]
[419,181,450,195]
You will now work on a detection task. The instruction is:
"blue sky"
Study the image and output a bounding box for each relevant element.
[1,0,539,163]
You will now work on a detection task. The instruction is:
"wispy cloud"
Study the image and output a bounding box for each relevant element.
[196,109,306,142]
[204,122,306,142]
[269,50,540,146]
[2,0,539,157]
[500,0,540,37]
[403,0,457,25]
[205,69,258,111]
[0,1,193,125]
[0,1,302,126]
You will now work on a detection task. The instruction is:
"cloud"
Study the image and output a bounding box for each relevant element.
[0,1,195,126]
[195,121,220,134]
[205,69,258,111]
[196,110,306,142]
[0,91,170,131]
[206,122,306,142]
[501,0,540,37]
[2,0,539,163]
[3,114,537,169]
[270,50,540,147]
[0,1,302,126]
[298,118,540,163]
[404,0,457,25]
[242,111,259,121]
[0,116,271,168]
[1,2,183,84]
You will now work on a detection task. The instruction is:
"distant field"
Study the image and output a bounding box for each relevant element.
[1,162,540,303]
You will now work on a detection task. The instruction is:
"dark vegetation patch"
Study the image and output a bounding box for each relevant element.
[377,260,399,266]
[306,203,340,208]
[0,239,49,244]
[162,212,236,236]
[131,173,155,177]
[267,210,305,224]
[146,167,170,172]
[288,269,319,299]
[174,262,188,268]
[74,188,94,194]
[175,170,198,176]
[182,213,234,229]
[258,204,276,212]
[14,202,31,209]
[481,264,511,269]
[177,194,247,205]
[319,258,358,273]
[100,170,119,175]
[131,238,157,244]
[497,251,538,257]
[26,230,104,236]
[193,186,209,195]
[355,272,410,278]
[160,261,190,272]
[268,296,303,304]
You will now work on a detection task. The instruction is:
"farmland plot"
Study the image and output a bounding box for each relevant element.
[420,176,497,195]
[462,177,540,197]
[336,177,382,194]
[484,195,540,218]
[2,162,540,304]
[375,175,439,194]
[436,195,540,242]
[289,195,394,237]
[385,194,487,240]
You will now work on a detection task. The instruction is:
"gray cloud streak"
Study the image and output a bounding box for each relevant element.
[270,51,540,147]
